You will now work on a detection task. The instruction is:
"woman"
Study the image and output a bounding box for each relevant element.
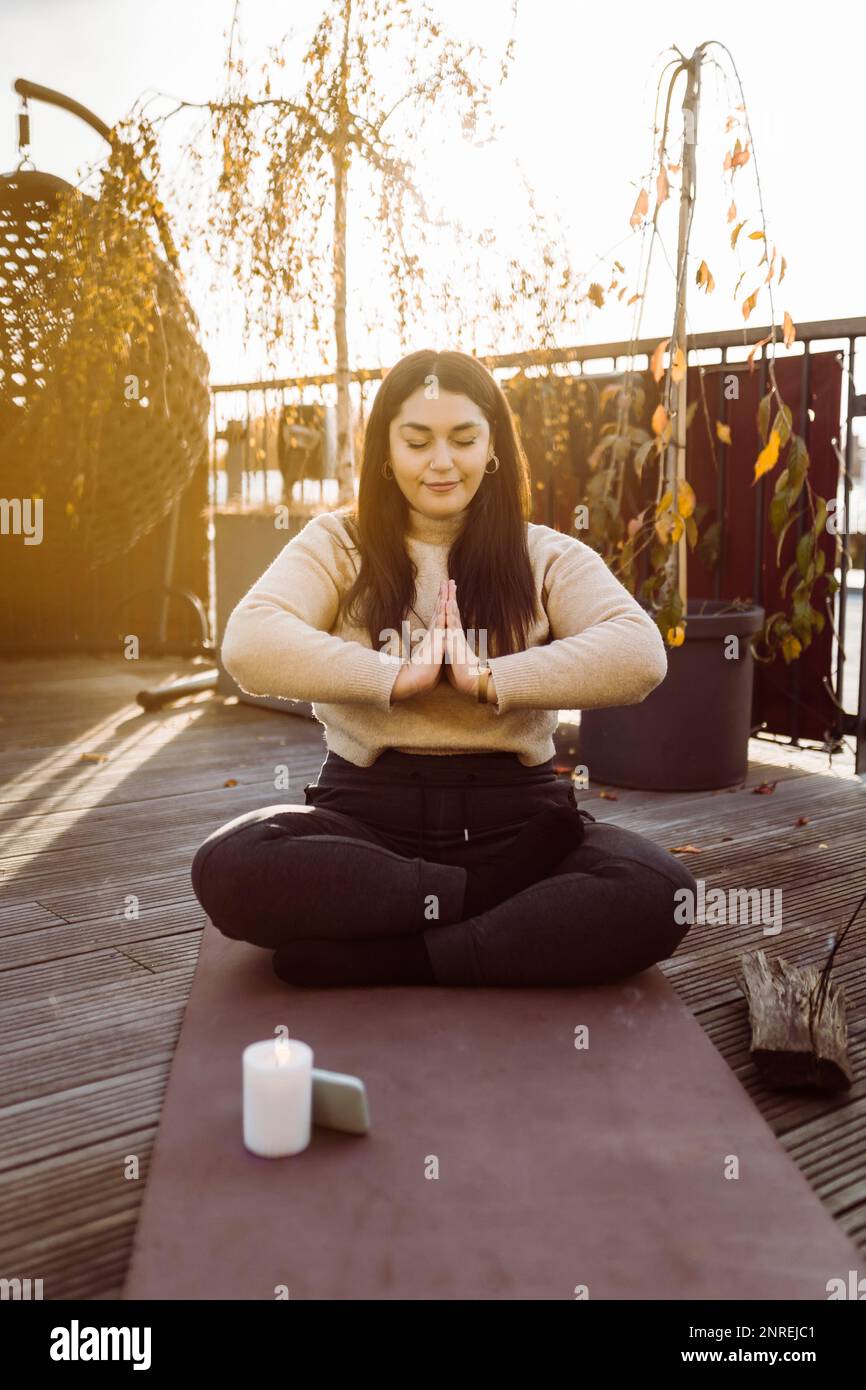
[191,349,697,988]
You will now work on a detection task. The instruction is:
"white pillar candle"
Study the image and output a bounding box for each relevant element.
[242,1037,314,1158]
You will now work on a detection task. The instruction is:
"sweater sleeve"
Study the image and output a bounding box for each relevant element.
[487,532,668,716]
[220,513,404,709]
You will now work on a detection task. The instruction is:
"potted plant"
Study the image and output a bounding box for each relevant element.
[556,45,836,790]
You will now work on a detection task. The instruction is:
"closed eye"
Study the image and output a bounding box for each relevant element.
[406,439,477,449]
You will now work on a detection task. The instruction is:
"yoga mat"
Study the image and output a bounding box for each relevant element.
[124,920,860,1300]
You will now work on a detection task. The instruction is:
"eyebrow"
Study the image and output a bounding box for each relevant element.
[398,421,482,432]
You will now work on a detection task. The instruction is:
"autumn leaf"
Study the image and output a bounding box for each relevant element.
[748,230,765,241]
[752,780,778,795]
[779,255,787,284]
[224,778,238,787]
[677,480,696,517]
[782,311,796,348]
[747,335,771,371]
[630,188,649,228]
[796,816,809,827]
[727,200,737,224]
[730,220,746,250]
[696,260,715,293]
[626,292,641,306]
[587,282,605,308]
[671,347,686,383]
[656,164,670,207]
[667,626,686,647]
[742,290,760,321]
[781,633,802,662]
[80,752,109,763]
[716,420,732,445]
[598,789,619,800]
[754,429,781,481]
[651,404,671,441]
[650,338,670,383]
[669,843,702,853]
[655,492,682,544]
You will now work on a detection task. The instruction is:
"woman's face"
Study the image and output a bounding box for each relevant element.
[387,386,494,519]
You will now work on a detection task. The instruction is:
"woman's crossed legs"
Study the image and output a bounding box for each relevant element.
[190,802,697,987]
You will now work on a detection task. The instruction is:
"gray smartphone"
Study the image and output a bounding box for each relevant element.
[312,1067,371,1135]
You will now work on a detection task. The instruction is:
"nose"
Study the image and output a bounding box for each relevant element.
[430,444,457,471]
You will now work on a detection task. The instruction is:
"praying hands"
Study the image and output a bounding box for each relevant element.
[390,580,497,705]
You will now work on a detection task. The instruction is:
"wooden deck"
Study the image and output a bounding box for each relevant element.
[0,655,864,1300]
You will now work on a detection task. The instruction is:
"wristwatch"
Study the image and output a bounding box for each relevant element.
[477,659,492,704]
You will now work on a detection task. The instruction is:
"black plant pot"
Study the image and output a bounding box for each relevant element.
[575,599,765,791]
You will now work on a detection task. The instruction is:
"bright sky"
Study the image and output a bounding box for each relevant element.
[2,0,864,384]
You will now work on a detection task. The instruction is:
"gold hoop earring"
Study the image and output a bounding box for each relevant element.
[485,453,500,474]
[382,460,394,479]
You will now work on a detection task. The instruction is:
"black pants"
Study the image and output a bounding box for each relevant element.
[190,750,697,987]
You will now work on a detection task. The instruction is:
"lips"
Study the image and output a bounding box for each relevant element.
[425,481,459,490]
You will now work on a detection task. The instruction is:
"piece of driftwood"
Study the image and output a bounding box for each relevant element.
[736,950,853,1092]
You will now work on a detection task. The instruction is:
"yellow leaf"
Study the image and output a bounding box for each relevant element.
[651,404,670,439]
[657,489,673,514]
[742,290,759,321]
[677,480,696,517]
[782,311,796,348]
[667,626,686,647]
[671,347,686,383]
[748,230,765,241]
[716,420,732,445]
[779,255,787,284]
[781,633,802,662]
[650,338,670,383]
[730,220,746,250]
[747,335,771,371]
[696,260,715,293]
[754,429,781,481]
[630,188,649,229]
[670,514,684,543]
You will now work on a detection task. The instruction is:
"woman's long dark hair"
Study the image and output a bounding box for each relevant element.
[336,349,540,659]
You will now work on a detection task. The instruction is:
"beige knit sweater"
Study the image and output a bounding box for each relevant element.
[220,504,668,767]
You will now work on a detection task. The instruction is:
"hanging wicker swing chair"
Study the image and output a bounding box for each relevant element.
[0,81,210,573]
